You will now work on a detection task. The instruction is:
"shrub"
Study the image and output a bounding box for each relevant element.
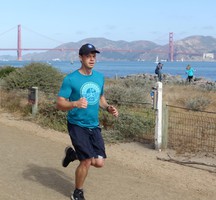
[185,96,211,111]
[2,62,64,93]
[0,66,17,78]
[0,89,31,115]
[36,100,67,132]
[102,77,155,142]
[105,77,151,104]
[113,107,155,140]
[99,104,155,142]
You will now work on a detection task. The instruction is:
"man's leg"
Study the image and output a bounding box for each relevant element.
[62,146,77,167]
[75,157,104,189]
[75,159,91,189]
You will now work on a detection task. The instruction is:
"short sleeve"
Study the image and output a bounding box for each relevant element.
[58,76,72,99]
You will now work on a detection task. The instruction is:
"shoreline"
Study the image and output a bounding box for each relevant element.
[1,60,216,82]
[120,73,216,86]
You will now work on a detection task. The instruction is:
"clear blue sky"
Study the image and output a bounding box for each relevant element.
[0,0,216,55]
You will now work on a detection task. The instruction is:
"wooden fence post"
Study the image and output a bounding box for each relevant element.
[32,87,38,116]
[162,102,168,149]
[28,87,38,117]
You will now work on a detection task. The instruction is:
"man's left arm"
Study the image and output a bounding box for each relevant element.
[100,95,119,117]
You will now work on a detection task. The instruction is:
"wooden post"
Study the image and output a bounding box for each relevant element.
[155,82,163,150]
[32,87,38,116]
[162,102,168,149]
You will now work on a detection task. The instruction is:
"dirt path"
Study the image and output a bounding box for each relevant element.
[0,111,216,200]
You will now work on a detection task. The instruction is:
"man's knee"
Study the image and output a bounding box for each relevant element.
[91,158,105,168]
[80,159,92,169]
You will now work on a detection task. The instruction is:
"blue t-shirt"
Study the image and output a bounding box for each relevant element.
[186,68,194,76]
[58,70,104,128]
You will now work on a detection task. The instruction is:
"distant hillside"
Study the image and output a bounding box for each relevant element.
[174,36,216,60]
[13,36,216,61]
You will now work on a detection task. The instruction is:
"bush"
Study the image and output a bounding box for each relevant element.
[36,100,67,132]
[2,62,64,93]
[113,106,155,139]
[0,66,17,78]
[186,96,211,111]
[0,89,31,115]
[105,77,151,104]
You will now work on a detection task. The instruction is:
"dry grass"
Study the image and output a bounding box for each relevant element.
[168,106,216,153]
[164,85,216,153]
[163,84,216,112]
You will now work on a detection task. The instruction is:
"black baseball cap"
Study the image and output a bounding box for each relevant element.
[79,43,100,55]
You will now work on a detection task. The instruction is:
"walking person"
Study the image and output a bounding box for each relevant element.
[56,43,118,200]
[155,62,163,81]
[185,64,195,83]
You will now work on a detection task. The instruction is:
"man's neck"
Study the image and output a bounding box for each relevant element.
[79,67,92,76]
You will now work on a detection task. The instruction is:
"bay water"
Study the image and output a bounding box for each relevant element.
[0,60,215,81]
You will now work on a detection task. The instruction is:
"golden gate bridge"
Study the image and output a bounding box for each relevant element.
[0,25,201,62]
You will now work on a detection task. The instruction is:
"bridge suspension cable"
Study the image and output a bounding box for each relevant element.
[22,25,65,45]
[0,26,17,38]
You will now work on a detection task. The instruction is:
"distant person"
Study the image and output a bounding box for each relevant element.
[185,64,195,83]
[56,43,118,200]
[155,62,163,81]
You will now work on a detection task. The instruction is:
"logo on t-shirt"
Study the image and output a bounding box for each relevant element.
[81,82,100,105]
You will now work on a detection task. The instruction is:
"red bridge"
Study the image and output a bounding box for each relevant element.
[0,25,202,61]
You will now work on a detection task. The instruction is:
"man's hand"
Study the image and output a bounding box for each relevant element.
[76,97,88,108]
[107,105,119,117]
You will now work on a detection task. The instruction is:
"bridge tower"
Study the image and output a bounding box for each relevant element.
[17,24,22,61]
[169,32,174,62]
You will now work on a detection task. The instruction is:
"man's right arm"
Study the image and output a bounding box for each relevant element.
[56,97,88,111]
[56,97,77,111]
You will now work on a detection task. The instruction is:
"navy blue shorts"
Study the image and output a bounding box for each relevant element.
[67,122,107,161]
